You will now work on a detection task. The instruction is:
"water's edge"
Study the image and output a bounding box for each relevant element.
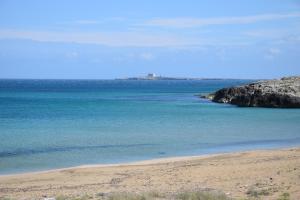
[1,143,299,176]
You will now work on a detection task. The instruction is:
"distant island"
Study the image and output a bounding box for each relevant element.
[116,73,224,80]
[203,76,300,108]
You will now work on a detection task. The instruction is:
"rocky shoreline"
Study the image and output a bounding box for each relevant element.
[203,76,300,108]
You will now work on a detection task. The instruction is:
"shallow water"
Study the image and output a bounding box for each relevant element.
[0,79,300,174]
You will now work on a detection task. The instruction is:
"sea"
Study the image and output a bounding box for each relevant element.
[0,79,300,175]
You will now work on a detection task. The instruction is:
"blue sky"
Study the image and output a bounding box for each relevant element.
[0,0,300,79]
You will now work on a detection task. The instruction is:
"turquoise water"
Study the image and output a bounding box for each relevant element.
[0,79,300,175]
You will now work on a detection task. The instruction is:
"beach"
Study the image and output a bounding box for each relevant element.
[0,147,299,199]
[1,80,300,199]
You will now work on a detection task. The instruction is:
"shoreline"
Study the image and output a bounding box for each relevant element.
[0,151,218,178]
[1,146,299,199]
[1,145,299,177]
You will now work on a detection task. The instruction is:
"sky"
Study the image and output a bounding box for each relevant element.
[0,0,300,79]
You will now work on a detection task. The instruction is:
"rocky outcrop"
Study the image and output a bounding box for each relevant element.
[208,76,300,108]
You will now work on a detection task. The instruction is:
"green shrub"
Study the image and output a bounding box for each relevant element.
[176,191,230,200]
[107,193,146,200]
[277,192,290,200]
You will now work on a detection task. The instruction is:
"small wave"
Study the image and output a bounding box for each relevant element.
[192,138,300,149]
[0,143,156,158]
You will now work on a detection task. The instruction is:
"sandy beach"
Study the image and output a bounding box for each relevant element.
[0,147,299,199]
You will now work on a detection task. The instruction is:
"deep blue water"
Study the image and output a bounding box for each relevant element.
[0,79,300,175]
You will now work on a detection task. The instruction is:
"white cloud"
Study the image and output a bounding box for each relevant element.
[140,52,154,60]
[0,29,252,47]
[265,47,281,60]
[65,51,79,59]
[143,12,300,28]
[1,12,298,48]
[269,48,281,55]
[69,18,126,25]
[244,26,300,37]
[0,29,204,47]
[74,20,100,25]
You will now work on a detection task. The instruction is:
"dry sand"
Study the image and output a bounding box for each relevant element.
[0,148,299,199]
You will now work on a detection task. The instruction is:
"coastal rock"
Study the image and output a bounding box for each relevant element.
[209,76,300,108]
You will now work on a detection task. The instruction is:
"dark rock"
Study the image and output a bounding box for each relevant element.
[209,76,300,108]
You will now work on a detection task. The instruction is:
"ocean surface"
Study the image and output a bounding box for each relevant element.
[0,79,300,175]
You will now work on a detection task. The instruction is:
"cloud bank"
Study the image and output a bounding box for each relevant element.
[143,12,300,28]
[0,12,299,47]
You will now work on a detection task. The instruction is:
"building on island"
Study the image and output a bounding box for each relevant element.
[117,73,207,80]
[146,73,156,79]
